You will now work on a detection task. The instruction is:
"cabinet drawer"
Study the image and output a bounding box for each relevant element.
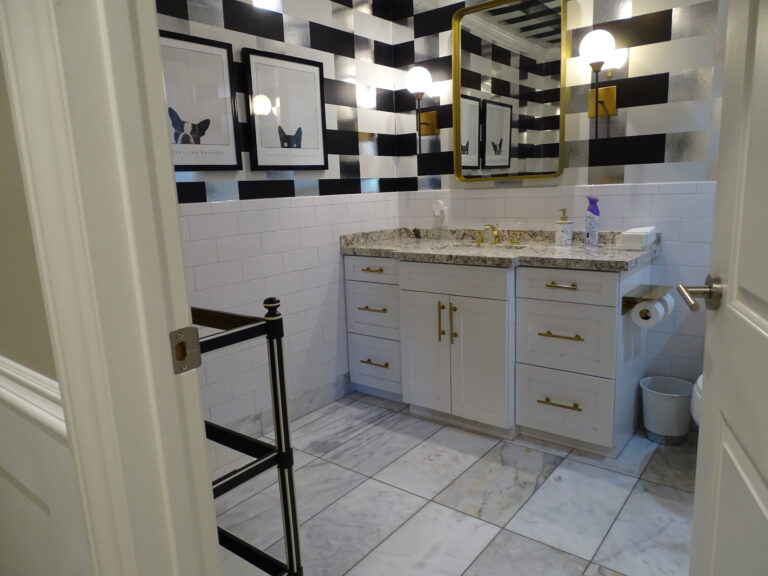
[399,261,509,300]
[346,281,399,340]
[349,334,401,395]
[516,298,616,379]
[516,363,614,447]
[516,268,618,306]
[345,256,398,284]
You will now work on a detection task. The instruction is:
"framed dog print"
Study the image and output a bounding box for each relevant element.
[459,96,481,169]
[482,100,512,169]
[159,31,242,171]
[243,49,328,170]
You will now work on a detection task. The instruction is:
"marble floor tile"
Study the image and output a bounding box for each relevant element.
[506,459,636,560]
[584,564,625,576]
[374,426,499,499]
[435,441,563,526]
[324,411,442,476]
[345,502,500,576]
[594,480,693,576]
[511,434,572,457]
[215,449,316,516]
[218,459,365,550]
[267,479,426,576]
[569,434,658,477]
[291,401,392,456]
[219,548,268,576]
[356,394,408,412]
[464,529,589,576]
[641,438,698,492]
[264,400,349,440]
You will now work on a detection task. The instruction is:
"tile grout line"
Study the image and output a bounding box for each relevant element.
[587,476,641,568]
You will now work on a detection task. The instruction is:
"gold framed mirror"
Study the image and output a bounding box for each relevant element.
[452,0,567,182]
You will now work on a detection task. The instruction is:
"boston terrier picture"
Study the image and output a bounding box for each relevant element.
[278,126,303,148]
[461,140,470,154]
[168,107,210,144]
[491,138,503,155]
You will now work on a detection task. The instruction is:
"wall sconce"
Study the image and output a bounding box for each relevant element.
[405,66,438,154]
[579,30,621,139]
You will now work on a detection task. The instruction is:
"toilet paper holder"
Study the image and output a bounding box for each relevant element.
[621,285,672,315]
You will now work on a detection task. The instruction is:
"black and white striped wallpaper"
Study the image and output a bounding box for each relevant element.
[157,0,723,201]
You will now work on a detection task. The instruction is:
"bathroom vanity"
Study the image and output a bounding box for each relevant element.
[342,229,659,456]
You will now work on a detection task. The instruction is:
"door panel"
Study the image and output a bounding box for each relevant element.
[450,296,509,427]
[400,290,451,413]
[690,0,768,571]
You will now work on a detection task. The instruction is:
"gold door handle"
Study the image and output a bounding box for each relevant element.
[450,304,458,343]
[437,300,447,341]
[358,305,387,314]
[537,397,583,412]
[361,266,384,273]
[360,358,389,369]
[545,282,578,290]
[537,330,584,342]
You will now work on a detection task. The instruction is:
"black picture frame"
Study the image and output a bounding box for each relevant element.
[158,31,242,172]
[482,100,513,169]
[243,49,329,171]
[459,96,481,169]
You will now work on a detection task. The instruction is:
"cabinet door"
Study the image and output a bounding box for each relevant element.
[400,290,451,413]
[450,296,510,428]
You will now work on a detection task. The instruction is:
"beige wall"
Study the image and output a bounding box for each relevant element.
[0,57,56,379]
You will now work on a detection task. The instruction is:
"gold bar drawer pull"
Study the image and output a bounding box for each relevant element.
[358,305,387,314]
[537,397,583,412]
[360,358,389,369]
[537,330,584,342]
[361,266,384,273]
[545,281,578,290]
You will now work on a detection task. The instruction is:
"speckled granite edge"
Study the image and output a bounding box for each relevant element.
[340,229,661,272]
[339,228,621,246]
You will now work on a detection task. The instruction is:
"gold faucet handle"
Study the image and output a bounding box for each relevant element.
[484,224,501,244]
[509,231,522,245]
[473,229,485,244]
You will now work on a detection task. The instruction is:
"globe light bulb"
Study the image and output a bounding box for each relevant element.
[252,94,272,116]
[579,29,615,66]
[604,47,628,71]
[404,66,432,97]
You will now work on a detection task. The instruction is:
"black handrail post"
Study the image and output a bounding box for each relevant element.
[263,297,303,576]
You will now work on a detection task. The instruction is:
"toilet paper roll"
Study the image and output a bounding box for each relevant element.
[660,292,675,317]
[631,299,667,328]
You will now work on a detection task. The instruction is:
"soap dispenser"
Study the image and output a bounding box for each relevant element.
[555,208,573,246]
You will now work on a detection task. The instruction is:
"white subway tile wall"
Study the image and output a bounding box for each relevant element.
[184,182,712,472]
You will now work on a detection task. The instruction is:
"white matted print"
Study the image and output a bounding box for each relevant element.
[460,96,481,169]
[244,49,328,170]
[159,31,241,171]
[482,100,512,169]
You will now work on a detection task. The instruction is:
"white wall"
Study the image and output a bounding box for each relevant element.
[180,193,400,465]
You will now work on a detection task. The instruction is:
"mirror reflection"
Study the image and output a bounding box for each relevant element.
[453,0,565,181]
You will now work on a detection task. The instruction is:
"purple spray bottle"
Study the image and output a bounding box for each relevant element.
[585,196,599,247]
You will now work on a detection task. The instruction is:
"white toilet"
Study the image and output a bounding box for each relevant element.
[690,373,704,425]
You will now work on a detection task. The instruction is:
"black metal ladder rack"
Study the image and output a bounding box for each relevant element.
[193,298,302,576]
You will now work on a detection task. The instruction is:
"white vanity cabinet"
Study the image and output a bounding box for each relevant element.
[345,256,402,397]
[399,262,515,428]
[514,266,649,454]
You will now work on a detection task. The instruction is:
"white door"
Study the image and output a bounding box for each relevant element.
[400,290,452,413]
[450,296,510,427]
[689,0,768,572]
[0,1,220,575]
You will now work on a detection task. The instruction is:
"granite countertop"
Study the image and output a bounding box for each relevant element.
[340,228,661,272]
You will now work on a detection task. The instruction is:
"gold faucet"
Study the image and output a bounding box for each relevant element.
[484,224,501,245]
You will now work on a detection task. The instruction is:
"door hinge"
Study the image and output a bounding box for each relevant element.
[169,326,201,374]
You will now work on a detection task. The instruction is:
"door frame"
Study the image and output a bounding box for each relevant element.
[0,1,221,575]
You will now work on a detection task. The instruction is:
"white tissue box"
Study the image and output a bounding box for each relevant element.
[617,226,657,250]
